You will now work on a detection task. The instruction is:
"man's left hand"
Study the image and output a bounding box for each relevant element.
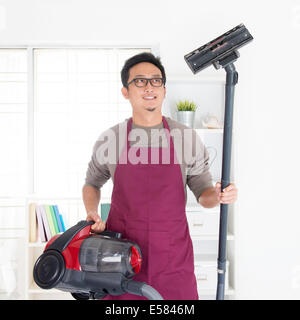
[215,182,238,204]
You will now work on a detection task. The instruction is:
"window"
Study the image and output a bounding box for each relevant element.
[34,48,150,196]
[0,47,151,198]
[0,49,27,197]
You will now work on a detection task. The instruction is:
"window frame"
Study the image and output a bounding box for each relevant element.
[0,43,159,198]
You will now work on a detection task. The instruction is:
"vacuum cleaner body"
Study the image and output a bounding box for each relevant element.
[33,220,143,299]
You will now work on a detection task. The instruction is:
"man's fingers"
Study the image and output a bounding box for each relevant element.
[223,183,236,192]
[220,192,237,203]
[216,182,236,192]
[86,211,105,232]
[223,186,233,192]
[220,195,236,202]
[91,219,106,232]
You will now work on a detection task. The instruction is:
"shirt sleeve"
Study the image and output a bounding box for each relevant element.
[186,130,214,201]
[84,139,111,190]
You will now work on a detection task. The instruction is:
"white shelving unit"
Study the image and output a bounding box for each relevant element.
[189,126,235,300]
[186,201,235,300]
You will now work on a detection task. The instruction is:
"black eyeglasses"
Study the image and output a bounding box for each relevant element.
[127,78,164,88]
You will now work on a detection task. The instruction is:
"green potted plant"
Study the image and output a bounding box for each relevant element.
[176,100,197,128]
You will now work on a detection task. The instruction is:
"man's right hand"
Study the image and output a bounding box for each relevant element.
[86,210,106,233]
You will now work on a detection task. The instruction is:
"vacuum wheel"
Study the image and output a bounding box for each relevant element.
[33,250,65,289]
[71,292,107,300]
[71,292,90,300]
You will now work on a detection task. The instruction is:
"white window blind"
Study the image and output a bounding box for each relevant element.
[34,48,150,196]
[0,49,27,197]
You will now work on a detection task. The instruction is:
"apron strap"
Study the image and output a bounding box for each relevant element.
[126,116,175,164]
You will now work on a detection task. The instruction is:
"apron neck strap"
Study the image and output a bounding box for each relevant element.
[126,116,175,162]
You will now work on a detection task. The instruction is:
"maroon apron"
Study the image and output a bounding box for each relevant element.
[103,116,198,300]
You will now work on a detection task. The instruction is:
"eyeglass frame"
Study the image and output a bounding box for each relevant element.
[126,77,165,88]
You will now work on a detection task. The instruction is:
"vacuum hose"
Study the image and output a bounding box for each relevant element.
[124,280,163,300]
[141,284,164,300]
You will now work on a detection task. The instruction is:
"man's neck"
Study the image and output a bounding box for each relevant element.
[132,112,163,127]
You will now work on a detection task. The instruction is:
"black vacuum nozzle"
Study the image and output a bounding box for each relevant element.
[184,23,253,73]
[33,250,65,289]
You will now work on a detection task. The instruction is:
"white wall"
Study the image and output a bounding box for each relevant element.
[1,0,300,299]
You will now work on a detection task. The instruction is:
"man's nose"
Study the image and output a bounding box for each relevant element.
[145,81,154,91]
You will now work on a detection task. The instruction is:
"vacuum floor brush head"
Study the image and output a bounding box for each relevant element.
[184,23,253,73]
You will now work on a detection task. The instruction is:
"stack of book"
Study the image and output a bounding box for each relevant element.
[29,203,68,243]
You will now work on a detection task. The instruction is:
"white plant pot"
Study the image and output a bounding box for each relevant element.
[177,111,196,128]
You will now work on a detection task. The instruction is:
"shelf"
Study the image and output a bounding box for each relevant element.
[194,254,229,264]
[167,75,225,84]
[192,232,234,241]
[25,194,112,202]
[186,204,220,213]
[195,128,223,133]
[28,282,69,295]
[197,286,235,296]
[28,241,47,248]
[26,194,82,200]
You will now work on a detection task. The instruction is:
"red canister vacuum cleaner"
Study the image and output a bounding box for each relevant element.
[33,220,163,300]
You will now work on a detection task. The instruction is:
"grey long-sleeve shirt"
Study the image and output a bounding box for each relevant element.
[84,116,213,204]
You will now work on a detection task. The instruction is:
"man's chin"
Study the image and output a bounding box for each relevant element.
[146,107,156,112]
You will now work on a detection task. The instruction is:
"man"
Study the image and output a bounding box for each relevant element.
[82,52,238,300]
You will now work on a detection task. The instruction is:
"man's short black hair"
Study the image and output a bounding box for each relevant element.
[121,52,166,88]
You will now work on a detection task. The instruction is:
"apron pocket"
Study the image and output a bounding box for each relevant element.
[149,231,170,277]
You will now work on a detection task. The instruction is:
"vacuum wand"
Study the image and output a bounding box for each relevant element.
[184,24,253,300]
[216,63,238,300]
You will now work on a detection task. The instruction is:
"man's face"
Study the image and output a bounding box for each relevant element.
[121,62,166,116]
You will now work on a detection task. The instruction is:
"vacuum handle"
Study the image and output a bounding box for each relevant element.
[47,220,94,253]
[97,230,122,239]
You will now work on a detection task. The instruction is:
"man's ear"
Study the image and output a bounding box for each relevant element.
[121,87,129,99]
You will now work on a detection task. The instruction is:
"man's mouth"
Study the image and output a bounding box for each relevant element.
[143,95,157,100]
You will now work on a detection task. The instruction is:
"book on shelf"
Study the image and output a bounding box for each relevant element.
[29,203,37,243]
[35,205,46,242]
[53,205,64,232]
[44,205,56,237]
[37,205,51,241]
[29,203,68,243]
[59,213,66,232]
[100,203,111,223]
[49,205,59,234]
